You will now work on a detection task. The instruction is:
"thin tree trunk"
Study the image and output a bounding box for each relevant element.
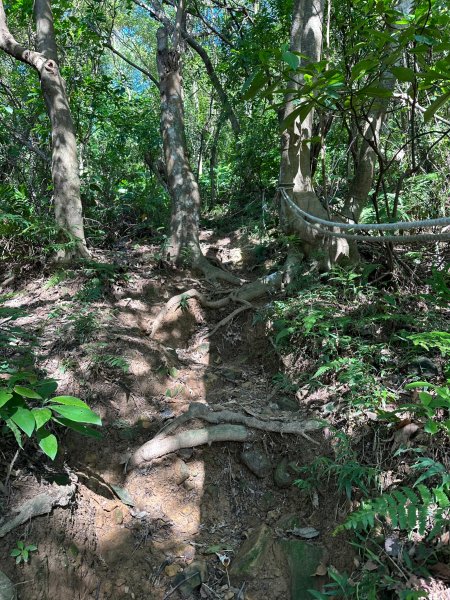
[156,25,240,284]
[343,0,413,222]
[0,0,89,259]
[34,0,89,259]
[156,25,202,264]
[209,113,225,207]
[279,0,351,267]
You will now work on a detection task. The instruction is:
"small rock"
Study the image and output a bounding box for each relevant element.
[113,508,124,525]
[178,448,193,460]
[224,591,235,600]
[274,457,296,488]
[173,560,207,598]
[174,459,190,485]
[240,449,271,478]
[230,524,272,578]
[0,570,17,600]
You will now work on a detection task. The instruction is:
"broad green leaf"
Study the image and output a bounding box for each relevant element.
[405,381,433,389]
[14,386,42,400]
[424,90,450,123]
[282,50,299,70]
[47,404,101,425]
[50,396,89,408]
[11,406,35,436]
[0,390,13,408]
[242,71,267,100]
[390,66,415,82]
[10,549,21,557]
[363,86,393,99]
[37,429,58,460]
[111,485,135,506]
[53,417,103,438]
[32,408,52,429]
[424,420,438,434]
[35,379,58,399]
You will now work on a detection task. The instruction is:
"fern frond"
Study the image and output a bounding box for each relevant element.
[336,486,450,540]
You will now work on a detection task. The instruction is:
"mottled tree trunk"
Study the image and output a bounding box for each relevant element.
[156,25,239,283]
[0,0,89,260]
[156,26,202,264]
[279,0,350,268]
[34,0,89,259]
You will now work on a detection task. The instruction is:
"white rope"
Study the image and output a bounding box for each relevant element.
[279,189,450,244]
[278,187,450,231]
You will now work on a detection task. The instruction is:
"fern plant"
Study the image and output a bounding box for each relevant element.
[336,484,450,540]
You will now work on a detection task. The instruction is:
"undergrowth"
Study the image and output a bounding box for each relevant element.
[264,261,450,598]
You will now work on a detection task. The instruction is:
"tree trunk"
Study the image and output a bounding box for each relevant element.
[279,0,351,268]
[156,25,202,264]
[34,0,89,259]
[0,0,89,260]
[156,25,240,284]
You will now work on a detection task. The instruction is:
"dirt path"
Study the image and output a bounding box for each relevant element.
[0,236,353,599]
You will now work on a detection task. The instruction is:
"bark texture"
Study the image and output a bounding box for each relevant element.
[156,26,202,264]
[0,0,88,259]
[156,25,240,283]
[279,0,351,267]
[34,0,89,259]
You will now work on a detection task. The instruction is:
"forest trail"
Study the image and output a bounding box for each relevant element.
[0,232,358,600]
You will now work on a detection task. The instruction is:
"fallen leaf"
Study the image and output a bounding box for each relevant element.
[111,485,135,507]
[287,527,320,539]
[314,563,328,576]
[363,560,379,572]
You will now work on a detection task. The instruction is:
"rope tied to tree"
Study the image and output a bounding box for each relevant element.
[278,187,450,244]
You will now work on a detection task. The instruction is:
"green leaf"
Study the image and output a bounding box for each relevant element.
[5,418,23,447]
[282,50,299,70]
[32,408,52,429]
[390,66,415,82]
[49,396,89,408]
[0,390,13,408]
[14,386,42,400]
[37,429,58,460]
[10,549,21,557]
[35,379,58,399]
[424,420,438,434]
[53,417,103,438]
[11,406,35,436]
[363,86,393,99]
[111,484,135,506]
[424,90,450,123]
[405,381,433,389]
[242,71,267,100]
[47,404,101,425]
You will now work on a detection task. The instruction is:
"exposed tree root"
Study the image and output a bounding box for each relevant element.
[194,254,244,285]
[129,402,322,468]
[199,300,253,339]
[150,270,284,338]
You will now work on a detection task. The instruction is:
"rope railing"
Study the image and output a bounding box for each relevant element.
[278,188,450,244]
